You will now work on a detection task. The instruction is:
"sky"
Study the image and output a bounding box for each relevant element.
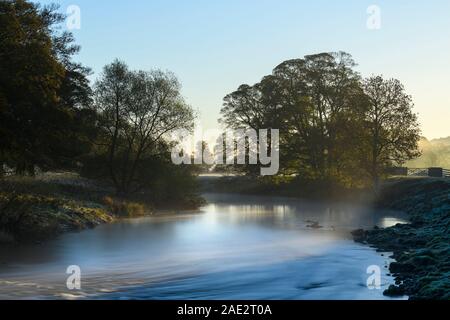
[37,0,450,139]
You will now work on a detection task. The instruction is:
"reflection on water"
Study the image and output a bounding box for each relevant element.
[0,193,408,300]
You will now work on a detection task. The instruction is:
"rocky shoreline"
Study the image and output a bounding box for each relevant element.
[353,178,450,300]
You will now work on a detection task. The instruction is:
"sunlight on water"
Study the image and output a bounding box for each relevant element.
[0,193,408,300]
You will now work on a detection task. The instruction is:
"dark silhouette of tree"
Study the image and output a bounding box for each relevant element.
[360,76,421,188]
[0,0,93,174]
[90,60,195,195]
[220,52,421,187]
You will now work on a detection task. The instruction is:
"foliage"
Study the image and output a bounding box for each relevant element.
[220,52,421,188]
[102,196,146,218]
[88,60,196,196]
[407,137,450,168]
[0,1,202,209]
[0,0,93,174]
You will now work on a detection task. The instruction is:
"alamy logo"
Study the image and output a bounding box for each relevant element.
[367,5,381,30]
[66,5,81,30]
[366,265,381,290]
[171,128,280,176]
[66,265,81,290]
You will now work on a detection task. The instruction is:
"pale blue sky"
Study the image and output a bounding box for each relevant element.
[37,0,450,139]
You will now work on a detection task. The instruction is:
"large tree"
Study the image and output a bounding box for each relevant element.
[220,52,365,180]
[0,0,93,174]
[90,60,195,195]
[220,53,421,188]
[272,52,364,179]
[360,76,421,188]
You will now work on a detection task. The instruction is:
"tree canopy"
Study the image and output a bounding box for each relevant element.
[220,52,421,187]
[84,60,195,195]
[0,0,93,174]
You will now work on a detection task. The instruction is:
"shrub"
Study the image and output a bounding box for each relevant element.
[102,196,148,217]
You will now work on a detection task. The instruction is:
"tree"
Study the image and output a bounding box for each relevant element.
[272,52,364,179]
[361,76,421,188]
[220,52,365,180]
[0,0,93,174]
[91,60,195,195]
[220,53,421,189]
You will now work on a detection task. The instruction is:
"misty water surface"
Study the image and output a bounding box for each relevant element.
[0,193,408,300]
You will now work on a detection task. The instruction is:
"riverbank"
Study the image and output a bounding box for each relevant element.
[353,177,450,300]
[199,175,372,203]
[0,173,204,244]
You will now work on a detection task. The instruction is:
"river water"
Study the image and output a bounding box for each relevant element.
[0,193,408,300]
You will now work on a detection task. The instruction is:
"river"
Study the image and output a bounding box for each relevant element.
[0,193,408,300]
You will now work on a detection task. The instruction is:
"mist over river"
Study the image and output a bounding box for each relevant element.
[0,193,408,300]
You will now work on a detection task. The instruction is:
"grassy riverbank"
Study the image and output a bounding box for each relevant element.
[353,177,450,300]
[0,173,204,244]
[0,174,113,243]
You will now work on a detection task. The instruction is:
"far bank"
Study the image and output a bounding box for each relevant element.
[0,172,204,244]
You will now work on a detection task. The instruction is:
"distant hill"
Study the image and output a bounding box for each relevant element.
[406,137,450,168]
